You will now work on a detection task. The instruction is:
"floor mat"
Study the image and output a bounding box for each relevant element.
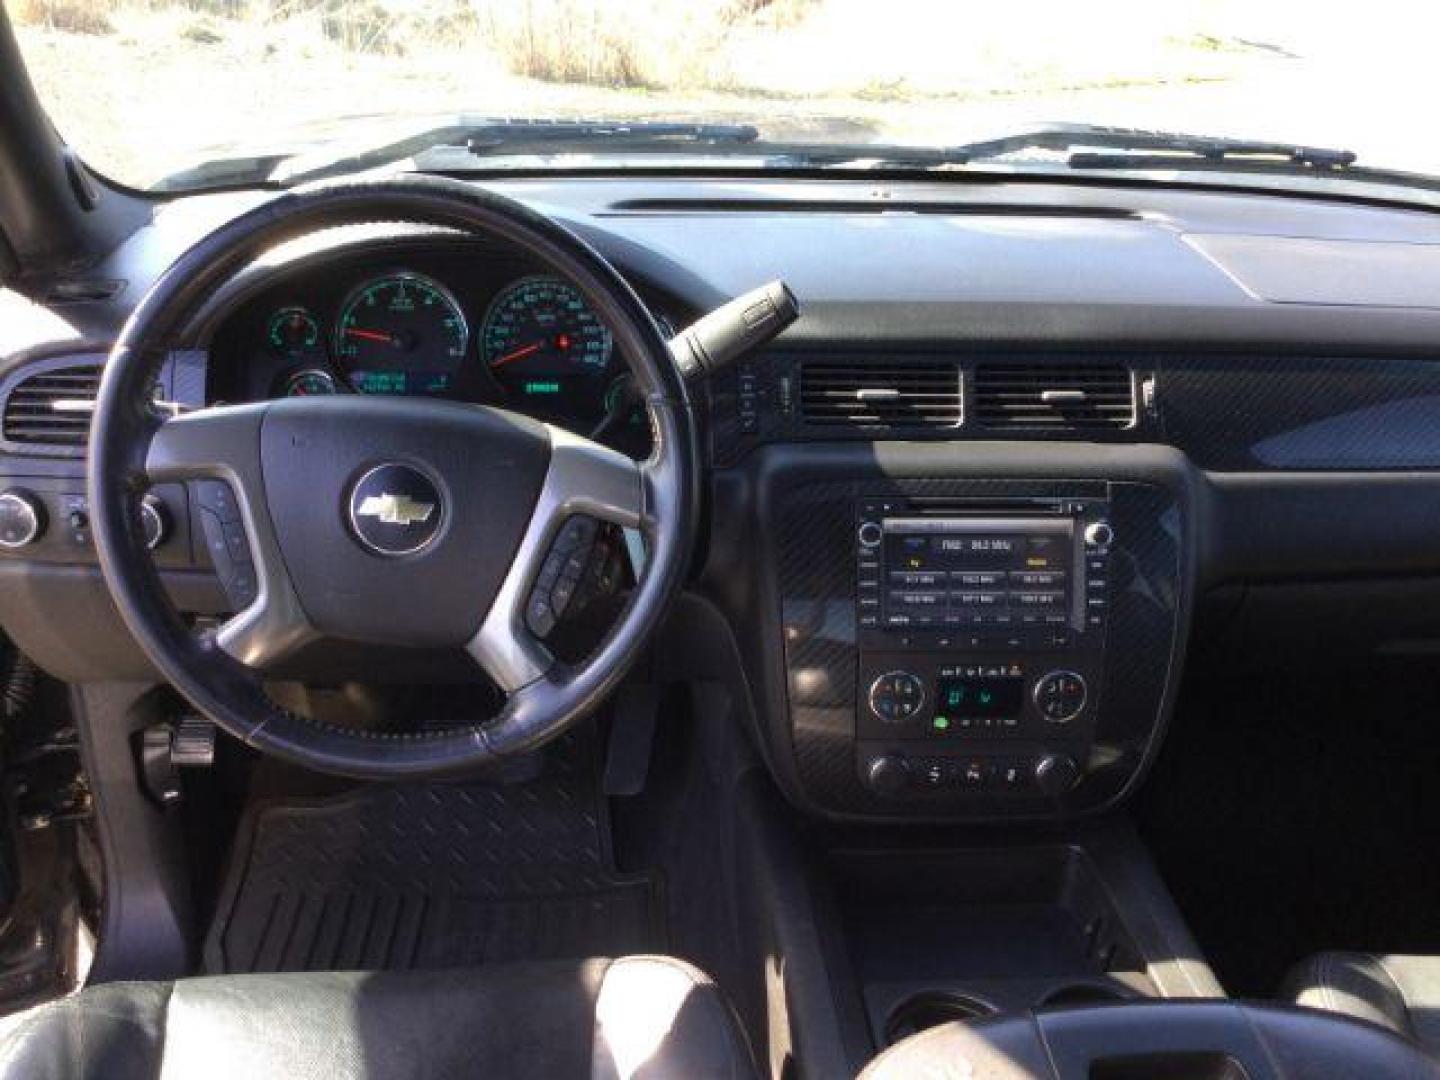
[205,737,664,974]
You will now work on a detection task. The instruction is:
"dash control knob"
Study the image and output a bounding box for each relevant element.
[0,489,44,549]
[865,754,911,797]
[857,521,884,548]
[1084,521,1115,548]
[869,671,925,723]
[1034,753,1081,798]
[1034,670,1087,723]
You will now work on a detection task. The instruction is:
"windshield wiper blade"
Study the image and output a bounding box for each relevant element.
[948,122,1357,170]
[270,117,760,184]
[461,119,761,154]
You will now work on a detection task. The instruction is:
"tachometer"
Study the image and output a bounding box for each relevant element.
[481,277,614,406]
[333,273,467,395]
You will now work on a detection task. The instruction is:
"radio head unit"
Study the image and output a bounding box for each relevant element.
[856,497,1111,653]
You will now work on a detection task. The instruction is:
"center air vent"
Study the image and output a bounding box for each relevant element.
[973,363,1135,430]
[2,360,103,448]
[800,360,962,429]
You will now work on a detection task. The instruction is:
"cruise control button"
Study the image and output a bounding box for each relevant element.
[194,480,240,521]
[229,562,258,607]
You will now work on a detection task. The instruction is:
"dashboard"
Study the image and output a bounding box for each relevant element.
[206,240,680,451]
[7,173,1440,822]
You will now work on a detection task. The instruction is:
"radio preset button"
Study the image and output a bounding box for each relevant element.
[1012,570,1065,587]
[1014,590,1066,608]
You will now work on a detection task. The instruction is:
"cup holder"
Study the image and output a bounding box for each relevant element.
[884,991,997,1044]
[1039,982,1134,1008]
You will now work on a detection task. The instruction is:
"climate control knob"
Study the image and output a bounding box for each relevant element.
[1034,670,1087,723]
[1034,753,1081,798]
[869,671,926,722]
[865,754,911,797]
[0,489,45,549]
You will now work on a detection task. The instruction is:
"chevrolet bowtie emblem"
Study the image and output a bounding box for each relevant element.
[355,493,435,527]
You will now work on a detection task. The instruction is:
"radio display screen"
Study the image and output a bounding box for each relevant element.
[879,517,1074,630]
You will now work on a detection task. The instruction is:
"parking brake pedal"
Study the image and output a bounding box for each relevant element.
[170,714,217,768]
[138,716,217,807]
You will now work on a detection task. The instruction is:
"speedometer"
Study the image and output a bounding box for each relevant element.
[481,277,614,407]
[334,273,468,396]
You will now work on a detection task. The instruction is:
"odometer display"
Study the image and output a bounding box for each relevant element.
[333,273,468,395]
[481,277,614,413]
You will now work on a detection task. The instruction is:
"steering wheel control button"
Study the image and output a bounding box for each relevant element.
[0,489,44,549]
[347,463,443,557]
[1034,670,1088,723]
[526,516,600,637]
[140,495,169,550]
[195,480,258,609]
[868,671,925,723]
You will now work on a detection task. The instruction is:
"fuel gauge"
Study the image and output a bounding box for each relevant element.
[267,306,321,354]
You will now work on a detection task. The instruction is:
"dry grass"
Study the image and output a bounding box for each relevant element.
[11,0,114,34]
[10,0,813,87]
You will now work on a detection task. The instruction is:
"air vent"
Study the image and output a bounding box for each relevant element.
[3,361,103,448]
[974,363,1135,430]
[800,361,962,429]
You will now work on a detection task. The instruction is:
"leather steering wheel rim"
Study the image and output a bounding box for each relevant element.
[88,176,697,778]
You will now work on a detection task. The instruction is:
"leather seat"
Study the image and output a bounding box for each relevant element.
[0,956,758,1080]
[1283,951,1440,1050]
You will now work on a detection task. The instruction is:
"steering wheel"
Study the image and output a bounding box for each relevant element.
[88,177,697,779]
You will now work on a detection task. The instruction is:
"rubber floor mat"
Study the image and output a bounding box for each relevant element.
[205,741,663,974]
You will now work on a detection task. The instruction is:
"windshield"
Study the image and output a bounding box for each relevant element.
[8,0,1438,195]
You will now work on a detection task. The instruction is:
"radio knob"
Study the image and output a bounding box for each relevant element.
[1034,753,1081,798]
[865,754,911,796]
[1084,521,1115,548]
[857,521,884,549]
[0,489,45,549]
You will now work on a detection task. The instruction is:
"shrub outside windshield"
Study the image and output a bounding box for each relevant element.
[8,0,1440,194]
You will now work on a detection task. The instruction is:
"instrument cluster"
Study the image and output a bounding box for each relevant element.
[209,246,678,446]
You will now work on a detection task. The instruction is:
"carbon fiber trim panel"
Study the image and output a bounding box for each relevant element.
[711,350,1440,473]
[719,457,1192,823]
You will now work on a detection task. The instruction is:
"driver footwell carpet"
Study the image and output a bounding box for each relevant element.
[205,741,663,974]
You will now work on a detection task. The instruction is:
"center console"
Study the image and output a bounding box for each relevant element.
[854,495,1113,803]
[712,442,1195,823]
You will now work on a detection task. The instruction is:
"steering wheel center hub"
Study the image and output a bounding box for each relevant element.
[348,462,445,557]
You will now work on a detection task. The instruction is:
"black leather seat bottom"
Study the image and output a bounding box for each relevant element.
[0,956,758,1080]
[1283,951,1440,1049]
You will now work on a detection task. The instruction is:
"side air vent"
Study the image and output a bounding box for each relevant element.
[800,360,962,429]
[973,363,1135,430]
[2,360,103,448]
